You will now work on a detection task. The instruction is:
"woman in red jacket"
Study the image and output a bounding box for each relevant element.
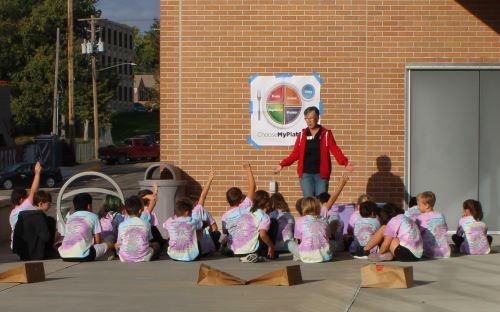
[274,106,353,197]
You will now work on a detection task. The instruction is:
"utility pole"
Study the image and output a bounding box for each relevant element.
[67,0,75,148]
[79,15,103,159]
[53,28,60,136]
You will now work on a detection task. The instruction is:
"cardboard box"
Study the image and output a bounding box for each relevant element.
[361,264,413,289]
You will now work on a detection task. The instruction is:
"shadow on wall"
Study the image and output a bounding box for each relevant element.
[366,155,409,208]
[174,168,202,202]
[456,0,500,35]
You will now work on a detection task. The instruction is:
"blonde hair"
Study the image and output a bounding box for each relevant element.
[301,197,321,216]
[417,191,436,207]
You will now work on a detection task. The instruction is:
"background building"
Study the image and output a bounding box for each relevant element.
[159,1,500,230]
[97,19,134,112]
[134,74,157,104]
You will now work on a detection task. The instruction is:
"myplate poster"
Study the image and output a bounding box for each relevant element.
[249,74,321,146]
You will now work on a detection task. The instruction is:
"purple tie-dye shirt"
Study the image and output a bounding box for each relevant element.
[415,211,450,258]
[353,217,380,247]
[99,212,124,243]
[276,211,295,243]
[405,206,421,222]
[384,214,423,258]
[164,216,202,261]
[59,211,102,258]
[294,215,332,263]
[457,216,490,255]
[117,216,153,262]
[348,210,361,234]
[192,204,217,254]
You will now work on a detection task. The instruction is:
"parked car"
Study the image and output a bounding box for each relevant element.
[0,162,63,190]
[133,103,148,112]
[98,137,160,165]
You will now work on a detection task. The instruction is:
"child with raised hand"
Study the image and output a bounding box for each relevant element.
[116,196,158,262]
[137,184,166,249]
[350,200,380,258]
[220,162,256,256]
[367,203,423,262]
[9,161,42,249]
[191,170,221,255]
[98,195,124,243]
[415,191,450,258]
[287,175,349,263]
[452,199,492,255]
[59,193,114,262]
[269,192,295,252]
[163,197,203,261]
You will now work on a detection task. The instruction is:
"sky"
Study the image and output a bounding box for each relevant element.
[96,0,159,32]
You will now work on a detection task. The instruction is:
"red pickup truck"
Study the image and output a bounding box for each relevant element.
[98,137,160,165]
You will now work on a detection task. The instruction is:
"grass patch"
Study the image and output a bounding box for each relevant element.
[111,111,159,143]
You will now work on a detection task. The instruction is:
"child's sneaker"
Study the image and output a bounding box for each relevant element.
[239,253,259,263]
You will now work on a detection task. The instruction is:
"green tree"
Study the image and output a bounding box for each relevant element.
[134,18,160,74]
[0,0,115,136]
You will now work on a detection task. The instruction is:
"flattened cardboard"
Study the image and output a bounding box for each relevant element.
[0,262,45,284]
[247,265,302,286]
[197,264,303,286]
[197,264,246,286]
[361,264,413,289]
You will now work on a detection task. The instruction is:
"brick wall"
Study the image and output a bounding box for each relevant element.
[160,0,500,216]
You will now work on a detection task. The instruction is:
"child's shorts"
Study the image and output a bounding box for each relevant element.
[394,245,419,262]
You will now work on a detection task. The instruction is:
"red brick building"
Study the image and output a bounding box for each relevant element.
[159,1,500,227]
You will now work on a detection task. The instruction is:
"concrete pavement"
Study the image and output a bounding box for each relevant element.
[0,240,499,311]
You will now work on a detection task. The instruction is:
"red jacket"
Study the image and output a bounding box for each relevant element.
[280,127,349,179]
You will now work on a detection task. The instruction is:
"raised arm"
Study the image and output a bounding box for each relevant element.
[325,174,349,208]
[144,184,158,213]
[243,163,256,199]
[198,170,214,207]
[27,162,42,204]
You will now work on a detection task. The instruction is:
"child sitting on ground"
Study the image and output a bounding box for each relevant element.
[220,163,256,255]
[452,199,492,255]
[9,162,42,249]
[405,196,420,221]
[163,197,203,261]
[269,192,295,252]
[318,192,345,251]
[98,195,124,243]
[13,190,60,260]
[345,194,370,247]
[295,198,304,216]
[58,193,114,262]
[367,203,423,262]
[287,175,349,263]
[190,171,221,255]
[415,191,450,258]
[116,196,159,262]
[349,200,380,258]
[137,185,166,249]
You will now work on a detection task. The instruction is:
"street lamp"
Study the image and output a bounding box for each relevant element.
[97,62,137,72]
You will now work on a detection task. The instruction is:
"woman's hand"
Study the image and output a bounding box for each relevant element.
[273,165,282,174]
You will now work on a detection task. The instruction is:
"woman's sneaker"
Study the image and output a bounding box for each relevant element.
[239,253,259,263]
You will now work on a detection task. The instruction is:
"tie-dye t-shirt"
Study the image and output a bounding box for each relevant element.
[384,214,423,258]
[294,215,332,263]
[405,206,421,222]
[225,208,270,255]
[457,216,490,255]
[117,216,153,262]
[99,212,124,243]
[59,211,102,258]
[276,211,295,243]
[141,208,159,226]
[164,216,202,261]
[9,200,38,248]
[353,217,380,247]
[192,204,217,254]
[348,210,361,234]
[415,211,450,258]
